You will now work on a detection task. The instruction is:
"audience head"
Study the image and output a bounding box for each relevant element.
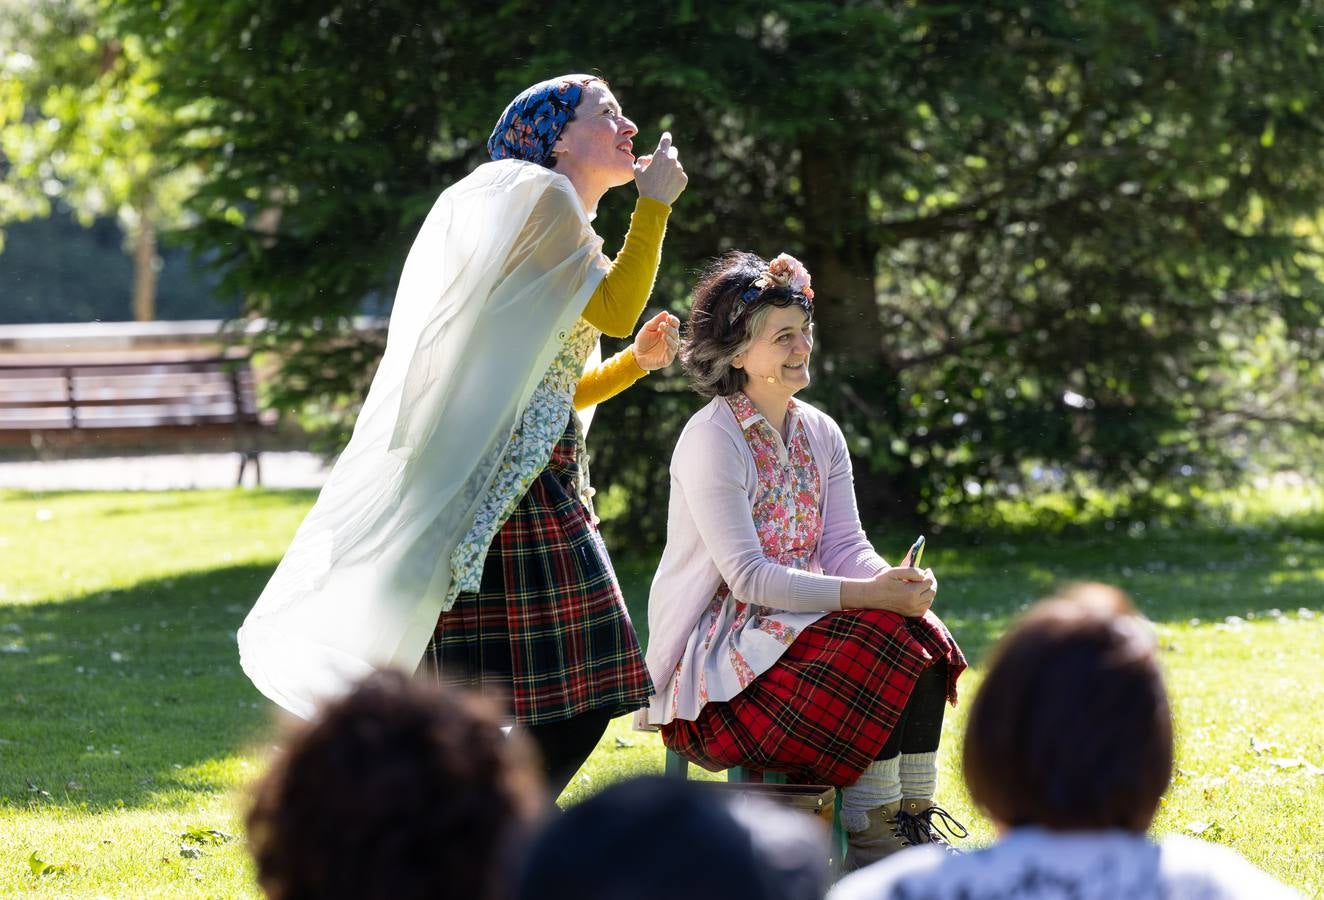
[514,775,828,900]
[963,583,1173,833]
[247,670,544,900]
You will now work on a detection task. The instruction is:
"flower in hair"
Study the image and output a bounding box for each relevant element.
[729,253,816,325]
[754,253,815,301]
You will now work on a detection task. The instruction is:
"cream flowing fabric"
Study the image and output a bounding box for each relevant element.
[238,160,610,719]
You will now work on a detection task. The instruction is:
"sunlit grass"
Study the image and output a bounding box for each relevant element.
[1,488,1320,896]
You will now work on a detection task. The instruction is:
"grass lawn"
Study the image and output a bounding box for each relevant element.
[1,488,1321,897]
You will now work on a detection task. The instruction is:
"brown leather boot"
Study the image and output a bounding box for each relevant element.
[894,798,969,854]
[843,799,905,872]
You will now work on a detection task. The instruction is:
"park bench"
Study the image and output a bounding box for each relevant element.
[0,349,272,485]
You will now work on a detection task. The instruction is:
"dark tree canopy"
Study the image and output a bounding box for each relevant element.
[101,0,1324,541]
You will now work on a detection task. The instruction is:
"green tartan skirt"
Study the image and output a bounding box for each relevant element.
[420,416,652,725]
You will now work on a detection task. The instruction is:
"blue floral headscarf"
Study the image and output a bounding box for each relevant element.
[487,75,598,167]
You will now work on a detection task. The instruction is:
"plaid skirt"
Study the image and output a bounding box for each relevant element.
[661,608,966,787]
[420,418,652,726]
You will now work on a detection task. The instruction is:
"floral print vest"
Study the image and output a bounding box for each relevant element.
[447,317,600,603]
[664,391,830,718]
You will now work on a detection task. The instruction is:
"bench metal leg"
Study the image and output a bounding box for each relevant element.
[664,748,690,779]
[236,451,262,487]
[727,766,786,785]
[832,789,847,868]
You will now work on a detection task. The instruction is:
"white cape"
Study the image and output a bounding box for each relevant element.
[238,160,610,719]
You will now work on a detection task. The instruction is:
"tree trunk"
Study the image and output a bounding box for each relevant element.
[798,151,882,368]
[132,198,157,322]
[799,148,920,526]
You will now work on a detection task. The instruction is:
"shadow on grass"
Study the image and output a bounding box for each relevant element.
[0,564,280,813]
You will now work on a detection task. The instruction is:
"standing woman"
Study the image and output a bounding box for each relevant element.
[240,74,687,795]
[641,251,967,869]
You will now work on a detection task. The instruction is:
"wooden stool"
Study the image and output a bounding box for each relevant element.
[664,748,848,868]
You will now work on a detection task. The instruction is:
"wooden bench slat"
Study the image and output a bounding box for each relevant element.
[0,392,242,410]
[0,389,70,403]
[0,422,265,449]
[72,414,257,428]
[73,372,240,385]
[0,412,74,427]
[0,357,251,375]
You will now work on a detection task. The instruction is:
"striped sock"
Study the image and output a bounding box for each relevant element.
[899,750,938,800]
[841,756,901,832]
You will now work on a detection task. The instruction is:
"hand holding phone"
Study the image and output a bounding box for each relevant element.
[900,534,926,569]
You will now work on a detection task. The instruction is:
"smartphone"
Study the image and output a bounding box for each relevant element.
[901,534,925,569]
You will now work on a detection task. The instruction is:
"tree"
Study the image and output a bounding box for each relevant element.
[102,0,1323,540]
[0,0,196,320]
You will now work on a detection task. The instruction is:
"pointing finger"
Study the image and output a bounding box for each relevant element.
[656,131,672,154]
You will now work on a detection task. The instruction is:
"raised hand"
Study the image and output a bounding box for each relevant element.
[631,311,682,371]
[633,131,688,205]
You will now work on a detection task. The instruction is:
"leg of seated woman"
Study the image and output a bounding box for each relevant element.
[842,660,953,869]
[521,708,615,799]
[897,660,949,800]
[841,659,946,822]
[881,660,967,849]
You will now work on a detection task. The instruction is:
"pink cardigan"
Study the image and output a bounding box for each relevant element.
[642,395,890,724]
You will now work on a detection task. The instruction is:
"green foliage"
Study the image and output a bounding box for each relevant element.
[0,207,237,323]
[92,0,1324,528]
[178,825,233,846]
[0,0,210,318]
[27,851,80,877]
[2,1,182,214]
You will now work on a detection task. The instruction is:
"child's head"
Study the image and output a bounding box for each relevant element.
[247,670,544,900]
[514,775,828,900]
[963,583,1173,832]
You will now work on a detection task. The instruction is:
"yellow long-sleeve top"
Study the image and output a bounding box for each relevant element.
[573,196,671,410]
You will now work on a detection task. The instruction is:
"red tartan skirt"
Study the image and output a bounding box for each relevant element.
[420,417,653,726]
[660,608,966,787]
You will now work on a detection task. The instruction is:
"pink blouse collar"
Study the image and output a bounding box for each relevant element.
[726,391,801,439]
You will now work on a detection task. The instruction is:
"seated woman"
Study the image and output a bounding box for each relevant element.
[639,251,968,870]
[829,583,1301,899]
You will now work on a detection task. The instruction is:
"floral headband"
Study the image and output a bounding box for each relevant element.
[728,253,816,325]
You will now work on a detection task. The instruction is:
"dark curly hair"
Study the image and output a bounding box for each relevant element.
[680,251,815,398]
[246,671,544,900]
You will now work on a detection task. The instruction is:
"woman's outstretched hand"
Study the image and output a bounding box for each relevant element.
[841,566,938,618]
[634,132,688,205]
[631,311,682,371]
